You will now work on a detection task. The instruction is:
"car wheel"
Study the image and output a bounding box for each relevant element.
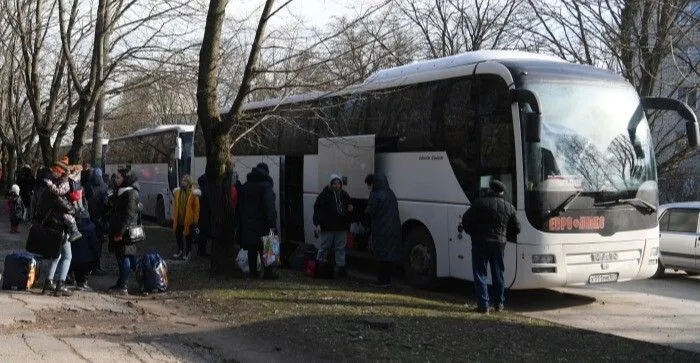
[653,260,665,278]
[404,227,439,290]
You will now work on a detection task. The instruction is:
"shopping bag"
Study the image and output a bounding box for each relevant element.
[236,249,262,273]
[261,230,280,267]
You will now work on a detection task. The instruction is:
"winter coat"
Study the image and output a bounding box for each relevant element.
[237,167,276,249]
[71,218,101,265]
[86,168,109,225]
[461,194,520,246]
[108,181,141,255]
[197,174,211,239]
[17,166,34,208]
[313,186,352,232]
[33,177,75,229]
[7,193,24,223]
[365,173,402,262]
[172,186,201,236]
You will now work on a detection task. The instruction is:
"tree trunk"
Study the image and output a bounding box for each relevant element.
[38,131,53,166]
[208,130,236,275]
[6,146,17,186]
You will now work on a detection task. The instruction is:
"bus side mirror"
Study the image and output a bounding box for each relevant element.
[174,138,183,160]
[642,97,700,149]
[512,89,542,143]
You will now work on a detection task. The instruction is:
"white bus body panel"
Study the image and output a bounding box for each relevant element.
[318,135,375,199]
[105,163,173,221]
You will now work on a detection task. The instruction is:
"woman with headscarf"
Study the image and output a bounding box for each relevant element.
[107,168,141,295]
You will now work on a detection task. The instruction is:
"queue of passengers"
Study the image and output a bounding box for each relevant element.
[16,156,520,313]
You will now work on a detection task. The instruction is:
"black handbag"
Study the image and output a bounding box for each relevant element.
[26,212,64,259]
[123,208,145,245]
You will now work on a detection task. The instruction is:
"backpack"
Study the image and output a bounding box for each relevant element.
[2,252,38,290]
[136,252,168,293]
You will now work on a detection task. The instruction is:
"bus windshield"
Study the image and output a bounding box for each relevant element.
[522,79,658,234]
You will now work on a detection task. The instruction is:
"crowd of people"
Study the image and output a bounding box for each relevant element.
[8,157,520,312]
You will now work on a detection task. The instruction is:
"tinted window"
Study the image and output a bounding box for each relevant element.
[659,211,670,231]
[668,210,699,233]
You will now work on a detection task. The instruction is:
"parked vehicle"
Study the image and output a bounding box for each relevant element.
[656,202,700,277]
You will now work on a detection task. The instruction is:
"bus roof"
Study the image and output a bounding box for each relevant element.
[59,138,109,148]
[111,124,195,140]
[242,50,573,111]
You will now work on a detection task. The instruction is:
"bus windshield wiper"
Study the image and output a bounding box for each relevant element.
[594,198,657,215]
[547,190,582,218]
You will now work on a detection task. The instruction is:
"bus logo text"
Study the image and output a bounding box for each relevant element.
[548,216,606,232]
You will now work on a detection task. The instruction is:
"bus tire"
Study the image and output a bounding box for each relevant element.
[404,226,438,290]
[653,260,665,278]
[156,197,167,226]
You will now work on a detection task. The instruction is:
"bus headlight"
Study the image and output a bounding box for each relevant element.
[650,247,659,258]
[532,254,556,264]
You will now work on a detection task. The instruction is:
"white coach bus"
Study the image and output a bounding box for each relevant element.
[193,50,699,289]
[106,125,194,225]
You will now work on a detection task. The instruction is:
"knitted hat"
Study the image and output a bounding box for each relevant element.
[489,179,506,195]
[52,158,69,175]
[329,173,342,185]
[10,184,20,195]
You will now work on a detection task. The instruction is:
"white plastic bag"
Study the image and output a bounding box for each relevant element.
[236,249,262,273]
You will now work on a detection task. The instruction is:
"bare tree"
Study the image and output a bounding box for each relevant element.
[398,0,527,58]
[524,0,699,182]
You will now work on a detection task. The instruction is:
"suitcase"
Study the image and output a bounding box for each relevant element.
[2,252,38,290]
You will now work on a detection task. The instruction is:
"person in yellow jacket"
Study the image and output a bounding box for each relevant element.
[172,175,200,261]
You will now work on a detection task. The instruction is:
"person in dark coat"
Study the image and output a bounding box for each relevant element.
[237,163,277,278]
[17,165,34,221]
[364,173,402,286]
[461,179,520,314]
[196,173,212,256]
[70,217,101,290]
[313,173,353,277]
[35,162,76,296]
[85,167,109,275]
[108,168,141,295]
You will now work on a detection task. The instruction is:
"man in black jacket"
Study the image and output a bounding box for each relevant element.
[238,163,277,278]
[461,179,520,314]
[313,174,353,278]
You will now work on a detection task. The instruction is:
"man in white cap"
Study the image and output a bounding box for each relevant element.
[313,173,353,278]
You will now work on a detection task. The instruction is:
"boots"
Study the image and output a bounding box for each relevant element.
[42,279,56,295]
[68,224,83,242]
[54,280,73,297]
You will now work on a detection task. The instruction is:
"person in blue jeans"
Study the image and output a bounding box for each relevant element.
[461,179,520,314]
[42,237,73,296]
[107,168,141,295]
[313,174,353,278]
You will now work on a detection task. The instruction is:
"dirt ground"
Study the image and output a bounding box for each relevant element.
[5,223,700,362]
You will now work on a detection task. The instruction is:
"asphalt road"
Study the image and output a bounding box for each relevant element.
[504,270,700,353]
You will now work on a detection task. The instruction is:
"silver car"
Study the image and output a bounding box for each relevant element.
[656,202,700,277]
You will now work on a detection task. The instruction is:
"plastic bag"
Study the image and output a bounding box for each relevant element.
[236,249,261,273]
[261,230,280,267]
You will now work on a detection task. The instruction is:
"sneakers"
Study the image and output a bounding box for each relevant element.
[75,282,91,291]
[470,306,492,315]
[172,251,184,260]
[495,304,505,313]
[42,279,56,295]
[54,281,73,297]
[108,284,128,295]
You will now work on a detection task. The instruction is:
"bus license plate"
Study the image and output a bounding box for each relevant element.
[589,273,618,284]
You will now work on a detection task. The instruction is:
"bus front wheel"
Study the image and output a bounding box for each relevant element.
[156,198,166,226]
[404,227,438,290]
